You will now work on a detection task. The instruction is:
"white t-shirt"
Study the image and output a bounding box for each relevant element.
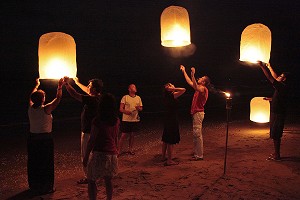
[120,95,143,122]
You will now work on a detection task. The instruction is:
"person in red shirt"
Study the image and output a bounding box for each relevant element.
[180,65,210,161]
[83,93,119,200]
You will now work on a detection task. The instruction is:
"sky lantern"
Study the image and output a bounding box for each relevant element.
[250,97,270,123]
[240,23,271,63]
[161,6,191,47]
[38,32,77,79]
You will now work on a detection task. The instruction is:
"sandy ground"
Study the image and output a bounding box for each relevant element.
[1,116,300,200]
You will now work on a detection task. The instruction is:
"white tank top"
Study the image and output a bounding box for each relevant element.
[28,105,53,133]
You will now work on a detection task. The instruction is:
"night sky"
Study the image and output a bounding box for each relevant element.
[1,0,299,125]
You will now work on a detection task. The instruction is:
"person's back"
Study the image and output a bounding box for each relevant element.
[28,105,53,133]
[93,119,119,154]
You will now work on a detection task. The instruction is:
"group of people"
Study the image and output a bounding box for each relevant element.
[27,63,289,199]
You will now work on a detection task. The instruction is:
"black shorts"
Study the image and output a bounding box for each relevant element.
[121,121,140,133]
[270,112,285,140]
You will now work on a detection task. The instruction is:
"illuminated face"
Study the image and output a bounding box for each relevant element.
[197,77,206,85]
[129,84,137,93]
[276,74,286,82]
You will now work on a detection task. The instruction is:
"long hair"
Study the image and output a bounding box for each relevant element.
[94,93,118,126]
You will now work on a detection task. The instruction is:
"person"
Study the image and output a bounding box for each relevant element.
[258,61,290,161]
[118,84,143,155]
[180,65,210,161]
[64,77,103,184]
[83,93,119,200]
[162,83,186,166]
[27,78,64,195]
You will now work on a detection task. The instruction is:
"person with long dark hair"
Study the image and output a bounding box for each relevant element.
[27,78,64,195]
[162,83,186,166]
[83,93,119,200]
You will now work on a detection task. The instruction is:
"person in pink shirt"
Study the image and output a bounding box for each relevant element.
[180,65,210,161]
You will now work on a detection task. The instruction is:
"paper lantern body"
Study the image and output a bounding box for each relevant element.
[250,97,270,123]
[240,23,271,63]
[161,6,191,47]
[39,32,77,79]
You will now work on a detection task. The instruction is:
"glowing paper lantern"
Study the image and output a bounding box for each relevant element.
[39,32,77,79]
[240,23,271,63]
[161,6,191,47]
[250,97,270,123]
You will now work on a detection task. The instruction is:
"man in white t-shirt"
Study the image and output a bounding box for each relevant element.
[118,84,143,155]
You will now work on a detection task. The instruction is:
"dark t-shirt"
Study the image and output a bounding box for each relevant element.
[81,95,101,133]
[271,80,289,114]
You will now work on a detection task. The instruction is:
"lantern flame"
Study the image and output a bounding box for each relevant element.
[39,32,77,79]
[161,6,191,47]
[225,92,231,98]
[240,23,271,64]
[250,97,270,123]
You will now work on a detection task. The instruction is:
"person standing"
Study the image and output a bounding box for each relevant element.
[180,65,210,161]
[83,93,119,200]
[27,78,64,195]
[64,77,103,184]
[258,61,290,161]
[162,83,186,166]
[118,84,143,155]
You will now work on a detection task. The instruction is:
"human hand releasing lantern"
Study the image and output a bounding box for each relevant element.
[180,65,185,72]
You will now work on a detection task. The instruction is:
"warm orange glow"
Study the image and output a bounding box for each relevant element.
[250,97,270,123]
[39,32,77,79]
[225,92,231,98]
[240,23,271,63]
[161,6,191,47]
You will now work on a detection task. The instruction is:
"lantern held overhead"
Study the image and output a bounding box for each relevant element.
[240,23,271,63]
[250,97,270,123]
[161,6,191,47]
[39,32,77,79]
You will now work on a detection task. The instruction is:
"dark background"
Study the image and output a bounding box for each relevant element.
[1,0,299,127]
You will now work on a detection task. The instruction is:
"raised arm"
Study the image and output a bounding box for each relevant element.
[172,87,186,99]
[180,65,193,87]
[191,67,205,93]
[64,77,83,102]
[266,63,278,79]
[74,77,89,94]
[258,61,275,84]
[29,78,40,106]
[44,78,64,114]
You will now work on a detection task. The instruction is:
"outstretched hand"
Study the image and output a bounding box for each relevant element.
[58,78,65,88]
[180,65,185,72]
[73,77,79,84]
[191,67,195,76]
[35,78,40,88]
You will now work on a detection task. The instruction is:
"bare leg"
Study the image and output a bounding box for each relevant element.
[104,176,113,200]
[118,133,127,154]
[273,139,281,159]
[166,144,177,165]
[88,180,97,200]
[162,142,167,161]
[129,132,134,154]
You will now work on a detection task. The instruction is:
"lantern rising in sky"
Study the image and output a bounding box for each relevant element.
[161,6,191,47]
[39,32,77,79]
[240,23,271,63]
[250,97,270,123]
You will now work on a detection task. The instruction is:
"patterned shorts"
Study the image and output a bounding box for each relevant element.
[87,152,118,181]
